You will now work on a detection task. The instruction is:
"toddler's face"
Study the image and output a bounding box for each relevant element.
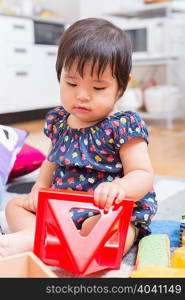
[60,61,121,128]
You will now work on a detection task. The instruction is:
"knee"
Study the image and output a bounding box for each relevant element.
[80,214,101,236]
[5,195,26,215]
[124,224,139,255]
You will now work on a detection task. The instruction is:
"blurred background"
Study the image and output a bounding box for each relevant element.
[0,0,185,178]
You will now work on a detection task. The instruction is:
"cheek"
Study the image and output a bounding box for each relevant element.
[104,88,119,104]
[60,83,71,99]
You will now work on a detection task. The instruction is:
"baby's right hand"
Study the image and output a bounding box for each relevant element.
[23,189,39,212]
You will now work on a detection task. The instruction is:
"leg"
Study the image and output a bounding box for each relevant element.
[80,214,101,236]
[0,194,36,257]
[123,223,139,255]
[81,216,138,255]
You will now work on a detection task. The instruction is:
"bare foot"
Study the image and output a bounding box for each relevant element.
[0,230,34,257]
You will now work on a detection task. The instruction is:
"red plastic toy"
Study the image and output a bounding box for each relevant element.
[33,188,134,276]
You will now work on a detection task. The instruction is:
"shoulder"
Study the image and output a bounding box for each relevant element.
[106,110,146,130]
[104,110,148,148]
[45,106,68,122]
[44,106,68,140]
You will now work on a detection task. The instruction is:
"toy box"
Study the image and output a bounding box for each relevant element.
[34,188,134,276]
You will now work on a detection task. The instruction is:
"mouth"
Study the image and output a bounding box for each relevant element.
[74,106,91,112]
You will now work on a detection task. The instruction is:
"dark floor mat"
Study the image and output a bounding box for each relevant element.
[6,181,35,194]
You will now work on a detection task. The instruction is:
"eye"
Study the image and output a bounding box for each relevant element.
[66,82,77,87]
[93,87,106,91]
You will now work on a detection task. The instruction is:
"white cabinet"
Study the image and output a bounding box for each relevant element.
[0,15,61,114]
[0,15,34,44]
[0,66,34,112]
[109,2,185,127]
[0,16,33,113]
[31,45,60,109]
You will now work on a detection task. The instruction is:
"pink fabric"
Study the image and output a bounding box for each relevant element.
[8,143,45,182]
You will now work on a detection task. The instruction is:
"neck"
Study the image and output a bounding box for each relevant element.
[67,114,100,129]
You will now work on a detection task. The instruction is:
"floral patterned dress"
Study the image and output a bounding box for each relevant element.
[44,106,157,237]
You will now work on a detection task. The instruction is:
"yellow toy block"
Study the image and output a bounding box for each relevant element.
[130,264,185,278]
[172,246,185,268]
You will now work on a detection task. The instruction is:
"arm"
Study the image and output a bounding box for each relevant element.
[24,144,57,211]
[94,137,154,211]
[116,137,154,200]
[31,144,57,190]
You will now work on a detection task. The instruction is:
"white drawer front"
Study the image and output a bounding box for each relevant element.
[0,44,32,66]
[0,16,33,44]
[0,66,33,113]
[32,45,58,65]
[32,46,60,107]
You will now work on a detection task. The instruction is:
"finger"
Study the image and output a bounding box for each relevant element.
[94,187,101,207]
[94,184,106,207]
[94,186,109,209]
[104,190,118,211]
[98,193,109,209]
[115,190,126,204]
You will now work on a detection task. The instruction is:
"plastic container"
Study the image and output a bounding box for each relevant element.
[21,0,33,16]
[144,85,181,113]
[117,88,143,112]
[179,212,185,247]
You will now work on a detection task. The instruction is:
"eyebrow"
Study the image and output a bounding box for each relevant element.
[64,75,111,84]
[64,75,77,80]
[92,79,111,84]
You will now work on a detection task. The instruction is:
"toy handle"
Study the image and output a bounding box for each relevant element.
[38,187,134,206]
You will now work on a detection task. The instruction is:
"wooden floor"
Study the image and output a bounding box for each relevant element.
[11,118,185,179]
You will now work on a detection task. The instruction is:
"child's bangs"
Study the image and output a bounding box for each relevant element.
[64,50,116,79]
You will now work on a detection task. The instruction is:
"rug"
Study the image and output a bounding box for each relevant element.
[0,171,185,277]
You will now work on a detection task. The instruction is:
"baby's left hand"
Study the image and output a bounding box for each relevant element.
[94,181,126,212]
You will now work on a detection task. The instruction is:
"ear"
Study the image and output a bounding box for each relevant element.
[128,74,132,82]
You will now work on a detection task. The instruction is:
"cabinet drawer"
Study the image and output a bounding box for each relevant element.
[0,44,32,66]
[0,16,33,44]
[32,45,58,65]
[32,46,60,107]
[0,66,33,113]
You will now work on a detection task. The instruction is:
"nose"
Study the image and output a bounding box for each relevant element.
[76,89,90,101]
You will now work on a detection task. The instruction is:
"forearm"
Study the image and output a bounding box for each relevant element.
[31,159,57,191]
[115,170,154,200]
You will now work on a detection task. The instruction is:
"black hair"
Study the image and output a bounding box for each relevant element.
[56,18,132,96]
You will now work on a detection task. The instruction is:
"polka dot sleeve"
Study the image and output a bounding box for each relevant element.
[114,111,149,149]
[44,106,67,144]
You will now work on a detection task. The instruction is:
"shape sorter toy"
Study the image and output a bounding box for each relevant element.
[33,188,134,276]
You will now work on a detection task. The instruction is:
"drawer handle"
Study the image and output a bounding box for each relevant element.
[13,24,26,30]
[47,52,56,56]
[14,48,27,53]
[15,71,28,77]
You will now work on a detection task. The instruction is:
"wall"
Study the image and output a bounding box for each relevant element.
[79,0,127,19]
[31,0,80,23]
[2,0,143,23]
[38,0,143,22]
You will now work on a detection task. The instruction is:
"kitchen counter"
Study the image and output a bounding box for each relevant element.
[0,12,66,25]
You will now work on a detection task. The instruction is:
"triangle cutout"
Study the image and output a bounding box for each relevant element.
[69,207,101,236]
[48,199,126,274]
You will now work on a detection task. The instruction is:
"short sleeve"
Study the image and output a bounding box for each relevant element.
[44,106,67,144]
[114,111,149,149]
